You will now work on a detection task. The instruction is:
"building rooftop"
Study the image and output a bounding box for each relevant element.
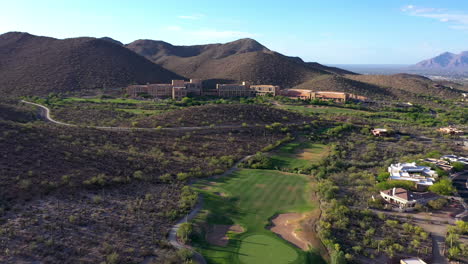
[381,188,438,202]
[400,257,427,264]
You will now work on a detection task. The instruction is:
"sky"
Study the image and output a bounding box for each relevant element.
[1,0,468,64]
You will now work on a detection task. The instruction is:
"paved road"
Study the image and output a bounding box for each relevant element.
[452,171,468,220]
[21,100,308,132]
[369,209,449,264]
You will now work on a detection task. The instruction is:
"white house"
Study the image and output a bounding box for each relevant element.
[388,162,437,186]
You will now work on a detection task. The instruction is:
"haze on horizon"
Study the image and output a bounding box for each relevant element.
[1,0,468,64]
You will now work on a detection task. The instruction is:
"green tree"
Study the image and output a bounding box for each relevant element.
[452,162,466,172]
[429,179,455,195]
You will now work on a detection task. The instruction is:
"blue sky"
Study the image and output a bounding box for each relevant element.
[1,0,468,64]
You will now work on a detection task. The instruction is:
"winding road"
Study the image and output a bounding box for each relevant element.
[21,100,307,132]
[22,100,265,263]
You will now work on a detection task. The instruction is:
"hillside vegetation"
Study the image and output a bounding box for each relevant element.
[131,104,311,128]
[0,101,289,263]
[346,73,464,99]
[0,32,181,97]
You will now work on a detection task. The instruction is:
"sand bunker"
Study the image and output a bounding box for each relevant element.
[270,213,310,250]
[206,224,244,247]
[296,147,330,161]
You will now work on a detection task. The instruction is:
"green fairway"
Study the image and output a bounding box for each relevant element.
[269,142,330,171]
[238,234,298,264]
[192,169,325,264]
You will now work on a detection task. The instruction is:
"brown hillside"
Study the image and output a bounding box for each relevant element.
[345,73,464,99]
[0,32,182,97]
[126,38,350,88]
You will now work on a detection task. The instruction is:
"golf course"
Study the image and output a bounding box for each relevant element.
[191,139,329,264]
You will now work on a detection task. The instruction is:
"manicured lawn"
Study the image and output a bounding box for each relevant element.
[192,169,325,264]
[269,142,330,171]
[238,234,298,264]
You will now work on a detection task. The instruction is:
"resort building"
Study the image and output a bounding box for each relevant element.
[279,89,367,102]
[279,89,314,100]
[213,82,280,97]
[250,85,280,96]
[380,188,439,211]
[216,82,254,97]
[126,79,202,99]
[400,257,428,264]
[371,128,388,137]
[438,126,464,135]
[388,162,437,187]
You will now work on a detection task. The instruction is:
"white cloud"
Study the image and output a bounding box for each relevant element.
[178,14,204,20]
[402,5,468,30]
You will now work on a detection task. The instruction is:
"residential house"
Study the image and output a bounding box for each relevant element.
[388,162,437,187]
[441,155,468,165]
[422,158,453,171]
[380,188,439,211]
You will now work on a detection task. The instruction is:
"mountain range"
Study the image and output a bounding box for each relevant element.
[0,32,181,97]
[0,31,464,100]
[125,38,355,88]
[413,51,468,72]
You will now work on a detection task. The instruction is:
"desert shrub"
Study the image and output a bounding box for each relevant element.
[240,153,273,169]
[177,222,193,243]
[428,198,448,210]
[376,180,416,191]
[317,179,339,200]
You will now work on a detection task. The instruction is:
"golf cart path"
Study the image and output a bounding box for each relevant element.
[167,155,252,264]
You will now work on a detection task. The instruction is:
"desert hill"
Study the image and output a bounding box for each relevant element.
[345,73,464,99]
[0,32,182,97]
[126,38,352,88]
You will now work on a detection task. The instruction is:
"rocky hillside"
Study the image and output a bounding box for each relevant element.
[126,38,352,88]
[0,32,182,97]
[413,51,468,72]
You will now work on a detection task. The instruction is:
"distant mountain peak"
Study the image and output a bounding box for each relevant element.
[100,37,123,46]
[414,51,468,70]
